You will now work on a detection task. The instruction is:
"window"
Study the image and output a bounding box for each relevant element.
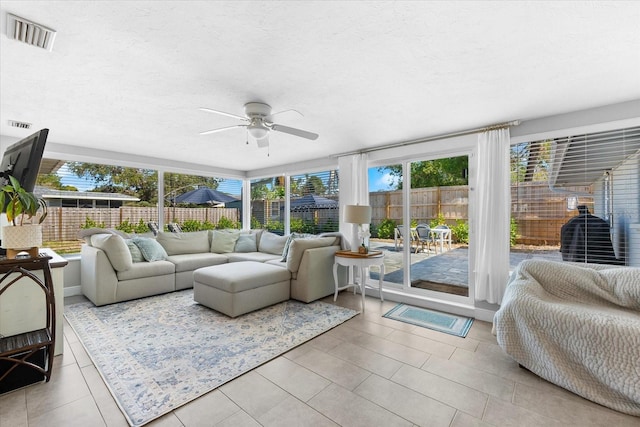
[250,176,285,234]
[289,170,339,234]
[165,172,241,231]
[36,160,157,253]
[510,126,640,267]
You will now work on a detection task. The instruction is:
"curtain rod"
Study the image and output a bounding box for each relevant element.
[332,119,521,158]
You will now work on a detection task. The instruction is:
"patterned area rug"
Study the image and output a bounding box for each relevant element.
[64,290,357,426]
[383,303,473,337]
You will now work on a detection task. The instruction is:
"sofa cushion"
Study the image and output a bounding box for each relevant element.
[124,239,145,263]
[157,230,210,255]
[286,237,336,273]
[90,234,133,272]
[131,237,168,261]
[80,228,130,245]
[116,260,175,281]
[166,253,229,273]
[281,232,317,261]
[258,231,289,255]
[234,233,257,252]
[227,252,283,263]
[210,230,241,253]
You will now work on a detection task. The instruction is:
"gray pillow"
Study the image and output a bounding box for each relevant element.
[258,231,289,255]
[131,237,168,262]
[234,233,257,252]
[210,230,241,253]
[125,239,145,263]
[90,234,133,271]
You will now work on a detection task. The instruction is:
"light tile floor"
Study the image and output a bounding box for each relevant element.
[2,292,638,427]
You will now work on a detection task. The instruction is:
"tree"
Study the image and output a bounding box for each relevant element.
[510,141,551,183]
[36,173,78,191]
[381,156,468,190]
[67,163,221,204]
[302,174,326,195]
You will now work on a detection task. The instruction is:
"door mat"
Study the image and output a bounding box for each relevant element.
[383,303,473,337]
[410,279,469,296]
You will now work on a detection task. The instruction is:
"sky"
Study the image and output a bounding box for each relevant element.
[56,164,398,195]
[368,167,399,192]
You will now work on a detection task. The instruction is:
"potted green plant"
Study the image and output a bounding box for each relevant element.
[0,175,48,258]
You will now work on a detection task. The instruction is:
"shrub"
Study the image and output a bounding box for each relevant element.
[290,217,316,234]
[216,216,239,230]
[265,220,284,234]
[429,213,446,228]
[376,218,397,239]
[81,216,105,229]
[510,217,518,247]
[451,220,468,244]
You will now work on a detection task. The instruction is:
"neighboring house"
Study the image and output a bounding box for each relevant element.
[34,186,140,208]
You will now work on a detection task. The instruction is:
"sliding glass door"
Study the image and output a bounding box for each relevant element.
[368,151,472,304]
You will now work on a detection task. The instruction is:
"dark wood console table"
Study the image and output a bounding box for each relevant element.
[0,255,55,393]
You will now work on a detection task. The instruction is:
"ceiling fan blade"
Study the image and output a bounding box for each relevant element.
[269,109,303,118]
[256,134,270,148]
[199,107,247,121]
[271,124,319,140]
[199,124,246,135]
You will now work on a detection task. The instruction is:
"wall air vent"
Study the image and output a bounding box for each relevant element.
[6,13,56,51]
[8,120,32,129]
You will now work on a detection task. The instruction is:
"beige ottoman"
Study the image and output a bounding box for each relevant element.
[193,261,291,317]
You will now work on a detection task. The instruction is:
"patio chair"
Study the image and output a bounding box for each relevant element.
[167,222,182,233]
[415,224,433,253]
[394,225,419,253]
[147,221,159,236]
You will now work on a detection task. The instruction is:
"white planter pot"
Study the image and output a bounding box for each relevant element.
[2,224,43,250]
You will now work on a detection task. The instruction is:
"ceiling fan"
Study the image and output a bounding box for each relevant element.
[199,102,319,148]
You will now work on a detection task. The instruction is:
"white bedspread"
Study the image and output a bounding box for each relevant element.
[494,260,640,416]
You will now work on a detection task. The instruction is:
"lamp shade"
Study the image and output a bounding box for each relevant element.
[344,204,372,224]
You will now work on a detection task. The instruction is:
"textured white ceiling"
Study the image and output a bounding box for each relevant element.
[1,1,639,173]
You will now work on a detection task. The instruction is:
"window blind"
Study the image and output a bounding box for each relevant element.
[511,125,640,267]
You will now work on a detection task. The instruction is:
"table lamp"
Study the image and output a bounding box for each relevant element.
[344,204,372,253]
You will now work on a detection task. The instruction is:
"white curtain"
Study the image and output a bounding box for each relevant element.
[338,153,369,250]
[474,128,511,304]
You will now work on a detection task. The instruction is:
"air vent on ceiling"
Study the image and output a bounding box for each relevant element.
[8,120,32,129]
[6,13,56,51]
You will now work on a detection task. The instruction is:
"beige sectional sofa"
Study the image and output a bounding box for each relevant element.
[81,229,345,306]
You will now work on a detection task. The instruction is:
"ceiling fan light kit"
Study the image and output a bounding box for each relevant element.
[200,102,319,148]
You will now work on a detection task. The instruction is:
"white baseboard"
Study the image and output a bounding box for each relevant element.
[64,285,82,297]
[473,307,497,322]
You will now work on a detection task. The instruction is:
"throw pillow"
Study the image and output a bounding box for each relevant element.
[281,232,316,261]
[210,230,241,253]
[131,237,168,262]
[234,233,257,252]
[90,234,133,272]
[156,230,209,255]
[124,239,145,263]
[258,231,289,255]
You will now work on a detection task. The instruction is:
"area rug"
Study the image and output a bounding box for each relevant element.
[383,303,473,337]
[64,290,358,426]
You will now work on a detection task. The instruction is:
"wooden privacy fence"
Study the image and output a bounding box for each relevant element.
[370,183,594,245]
[370,185,469,226]
[41,207,239,241]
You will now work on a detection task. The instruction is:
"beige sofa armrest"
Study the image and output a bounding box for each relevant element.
[290,245,347,303]
[81,245,119,306]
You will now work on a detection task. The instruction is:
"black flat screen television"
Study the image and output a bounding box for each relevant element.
[0,128,48,192]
